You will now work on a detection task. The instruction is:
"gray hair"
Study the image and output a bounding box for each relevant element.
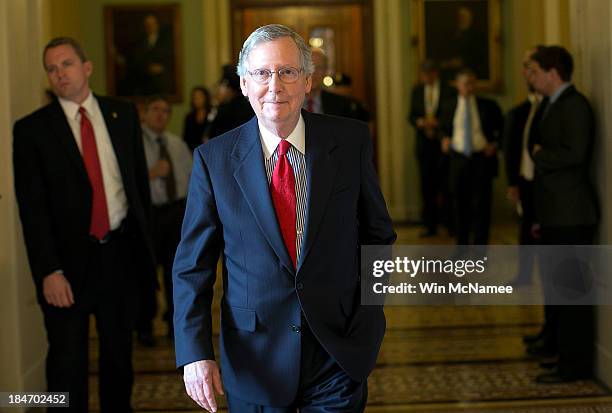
[236,24,314,77]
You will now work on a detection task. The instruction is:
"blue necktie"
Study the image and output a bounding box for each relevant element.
[464,98,473,157]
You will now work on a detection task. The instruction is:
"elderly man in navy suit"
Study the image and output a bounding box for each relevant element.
[172,24,396,412]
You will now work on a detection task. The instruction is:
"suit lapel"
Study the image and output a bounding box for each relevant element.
[232,117,295,275]
[97,96,130,181]
[298,111,339,272]
[47,100,89,182]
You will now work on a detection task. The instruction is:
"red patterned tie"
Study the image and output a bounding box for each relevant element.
[270,139,297,268]
[79,107,110,240]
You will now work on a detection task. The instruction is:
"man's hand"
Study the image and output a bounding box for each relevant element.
[43,272,74,307]
[506,186,520,204]
[532,144,542,156]
[183,360,224,412]
[149,159,171,180]
[424,117,439,129]
[531,223,541,240]
[441,137,451,154]
[148,63,165,75]
[483,143,497,157]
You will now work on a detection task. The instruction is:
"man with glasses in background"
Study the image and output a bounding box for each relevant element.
[173,24,396,412]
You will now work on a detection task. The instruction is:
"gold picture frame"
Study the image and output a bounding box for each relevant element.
[412,0,502,91]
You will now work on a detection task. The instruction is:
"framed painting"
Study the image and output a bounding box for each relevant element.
[104,4,183,102]
[412,0,502,91]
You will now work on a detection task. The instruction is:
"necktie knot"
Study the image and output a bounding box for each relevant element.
[278,139,291,157]
[79,106,87,119]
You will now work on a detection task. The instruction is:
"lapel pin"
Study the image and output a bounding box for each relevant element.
[112,112,118,119]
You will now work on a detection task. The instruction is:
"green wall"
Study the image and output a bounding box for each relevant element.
[80,0,205,135]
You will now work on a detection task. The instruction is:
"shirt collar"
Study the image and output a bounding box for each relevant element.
[58,91,95,121]
[549,82,571,104]
[259,115,306,160]
[425,79,440,89]
[460,94,474,104]
[142,125,165,142]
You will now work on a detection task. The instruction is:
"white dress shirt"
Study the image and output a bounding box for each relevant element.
[58,92,128,230]
[451,95,487,154]
[259,116,308,265]
[142,126,193,205]
[424,80,440,116]
[519,94,542,181]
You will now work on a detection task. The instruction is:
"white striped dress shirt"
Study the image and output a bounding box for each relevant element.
[259,116,308,266]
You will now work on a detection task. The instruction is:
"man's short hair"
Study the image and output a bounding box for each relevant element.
[530,46,574,81]
[419,59,438,73]
[236,24,315,77]
[144,94,170,110]
[43,37,87,68]
[456,67,476,80]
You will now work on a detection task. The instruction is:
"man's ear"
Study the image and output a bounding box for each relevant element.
[240,77,248,97]
[305,75,312,94]
[84,60,93,78]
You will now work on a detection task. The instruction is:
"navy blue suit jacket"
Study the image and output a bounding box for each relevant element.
[173,110,396,406]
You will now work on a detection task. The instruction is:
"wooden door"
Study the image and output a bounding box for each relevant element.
[231,1,374,119]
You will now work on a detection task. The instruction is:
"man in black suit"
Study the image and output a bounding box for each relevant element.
[409,60,457,237]
[13,37,155,412]
[304,48,370,122]
[440,68,503,245]
[527,46,598,383]
[207,64,255,139]
[503,48,544,288]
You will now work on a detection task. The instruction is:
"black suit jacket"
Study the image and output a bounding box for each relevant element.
[320,90,370,122]
[503,99,532,186]
[439,95,503,177]
[408,82,457,153]
[13,96,156,303]
[530,85,598,227]
[207,95,255,139]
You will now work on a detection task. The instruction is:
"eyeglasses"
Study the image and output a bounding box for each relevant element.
[247,67,303,84]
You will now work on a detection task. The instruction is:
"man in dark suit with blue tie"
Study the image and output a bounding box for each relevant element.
[173,24,396,412]
[440,68,503,246]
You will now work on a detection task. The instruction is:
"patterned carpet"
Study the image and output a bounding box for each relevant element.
[85,224,611,411]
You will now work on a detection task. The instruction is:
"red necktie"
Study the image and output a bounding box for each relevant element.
[270,139,297,268]
[79,107,110,240]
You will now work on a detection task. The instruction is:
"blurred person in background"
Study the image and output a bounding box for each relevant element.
[440,68,503,246]
[207,64,254,139]
[183,86,212,151]
[304,47,369,122]
[137,95,192,346]
[409,60,457,237]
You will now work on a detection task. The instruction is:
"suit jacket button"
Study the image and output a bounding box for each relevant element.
[296,282,303,290]
[292,325,301,333]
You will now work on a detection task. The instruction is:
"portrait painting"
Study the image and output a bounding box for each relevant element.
[104,4,183,102]
[413,0,501,90]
